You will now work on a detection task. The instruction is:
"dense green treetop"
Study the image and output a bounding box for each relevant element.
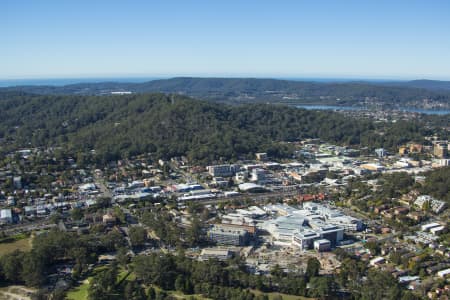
[0,92,433,163]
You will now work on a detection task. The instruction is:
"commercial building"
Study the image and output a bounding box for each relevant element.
[314,239,331,252]
[430,226,445,235]
[414,195,446,214]
[409,143,423,153]
[437,268,450,278]
[235,171,248,183]
[207,224,250,246]
[262,203,346,248]
[263,215,306,243]
[207,164,237,177]
[170,183,204,193]
[303,202,363,231]
[399,146,408,155]
[0,209,13,224]
[433,142,448,158]
[255,153,268,161]
[235,206,267,219]
[199,248,234,261]
[178,193,216,202]
[292,229,320,250]
[360,163,385,172]
[437,159,450,167]
[251,168,266,183]
[370,257,386,267]
[421,222,442,232]
[315,223,344,247]
[13,176,22,189]
[102,214,117,226]
[218,221,257,235]
[375,148,387,158]
[238,183,266,193]
[264,204,300,216]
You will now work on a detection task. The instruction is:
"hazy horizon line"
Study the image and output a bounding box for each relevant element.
[1,74,449,88]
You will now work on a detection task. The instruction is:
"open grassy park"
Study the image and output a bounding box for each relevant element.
[0,233,32,257]
[65,271,313,300]
[66,267,133,300]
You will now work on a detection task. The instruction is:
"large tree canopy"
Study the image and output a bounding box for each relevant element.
[0,92,434,163]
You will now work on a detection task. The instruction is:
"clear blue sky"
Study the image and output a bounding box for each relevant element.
[2,0,450,80]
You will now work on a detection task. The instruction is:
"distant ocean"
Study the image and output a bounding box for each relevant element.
[0,77,162,87]
[281,77,399,83]
[0,76,399,87]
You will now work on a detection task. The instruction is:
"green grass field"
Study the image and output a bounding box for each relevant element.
[0,233,29,243]
[66,280,90,300]
[266,293,312,300]
[66,266,109,300]
[66,267,314,300]
[0,236,32,257]
[251,289,314,300]
[164,289,311,300]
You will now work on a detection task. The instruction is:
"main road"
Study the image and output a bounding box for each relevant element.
[198,190,299,205]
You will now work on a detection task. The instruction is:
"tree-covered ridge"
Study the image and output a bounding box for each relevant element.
[2,77,450,108]
[0,93,431,163]
[421,167,450,203]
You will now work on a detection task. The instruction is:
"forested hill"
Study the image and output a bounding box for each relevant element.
[380,79,450,91]
[0,92,432,163]
[2,77,450,109]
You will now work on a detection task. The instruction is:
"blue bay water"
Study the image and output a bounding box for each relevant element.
[0,77,162,87]
[296,105,450,115]
[1,78,448,115]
